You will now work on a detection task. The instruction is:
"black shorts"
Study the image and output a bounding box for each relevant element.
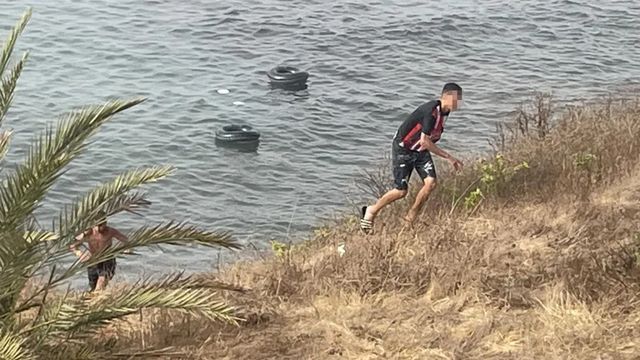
[87,258,116,291]
[391,141,436,190]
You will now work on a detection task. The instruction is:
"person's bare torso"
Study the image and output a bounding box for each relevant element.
[85,227,117,256]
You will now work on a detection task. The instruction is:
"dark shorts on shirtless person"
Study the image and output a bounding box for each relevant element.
[87,258,116,291]
[391,141,437,191]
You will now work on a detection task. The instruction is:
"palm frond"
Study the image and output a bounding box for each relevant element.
[42,340,136,360]
[46,344,180,360]
[40,221,240,294]
[22,230,58,243]
[38,273,238,339]
[0,331,35,360]
[0,231,49,319]
[109,347,189,359]
[0,230,57,286]
[0,229,50,285]
[77,221,240,266]
[44,344,103,360]
[14,220,240,315]
[33,191,150,268]
[168,274,248,293]
[0,98,145,230]
[28,192,152,286]
[17,290,72,345]
[0,130,12,160]
[0,52,28,125]
[125,221,241,250]
[56,165,173,240]
[0,8,31,78]
[0,8,246,358]
[0,230,56,309]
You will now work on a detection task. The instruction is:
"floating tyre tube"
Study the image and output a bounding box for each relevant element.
[215,125,260,147]
[267,66,309,90]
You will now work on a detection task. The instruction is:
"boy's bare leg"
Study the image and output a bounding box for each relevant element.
[95,275,108,291]
[360,188,407,233]
[366,188,408,220]
[404,177,437,224]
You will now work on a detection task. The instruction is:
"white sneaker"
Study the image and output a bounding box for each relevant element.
[360,206,373,234]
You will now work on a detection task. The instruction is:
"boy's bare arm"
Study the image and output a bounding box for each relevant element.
[70,231,87,257]
[110,228,133,254]
[417,133,453,159]
[417,134,464,170]
[111,228,129,243]
[70,231,86,249]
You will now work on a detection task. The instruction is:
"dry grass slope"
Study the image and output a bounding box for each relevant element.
[103,94,640,359]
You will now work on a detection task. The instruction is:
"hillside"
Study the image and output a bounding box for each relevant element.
[102,94,640,359]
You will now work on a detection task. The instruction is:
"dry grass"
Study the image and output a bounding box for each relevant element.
[88,94,640,359]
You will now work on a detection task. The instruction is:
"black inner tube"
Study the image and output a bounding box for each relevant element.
[215,125,260,142]
[268,66,309,84]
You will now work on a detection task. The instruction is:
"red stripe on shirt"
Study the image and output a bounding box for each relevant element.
[402,123,422,145]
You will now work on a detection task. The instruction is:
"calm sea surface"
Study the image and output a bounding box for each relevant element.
[1,0,638,284]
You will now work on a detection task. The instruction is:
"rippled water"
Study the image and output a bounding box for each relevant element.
[1,0,639,283]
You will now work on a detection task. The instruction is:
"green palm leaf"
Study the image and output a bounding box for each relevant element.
[0,9,243,359]
[56,165,174,240]
[0,332,35,360]
[37,273,238,339]
[0,130,13,160]
[0,8,30,78]
[0,231,49,317]
[14,222,241,317]
[45,222,240,293]
[125,221,240,250]
[0,52,28,125]
[0,98,145,231]
[0,99,145,319]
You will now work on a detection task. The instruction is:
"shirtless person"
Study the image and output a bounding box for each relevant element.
[69,215,130,292]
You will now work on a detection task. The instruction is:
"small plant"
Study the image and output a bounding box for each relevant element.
[573,152,597,170]
[313,225,331,239]
[460,154,529,212]
[464,188,484,210]
[479,154,529,190]
[270,240,290,257]
[513,161,530,172]
[480,154,506,183]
